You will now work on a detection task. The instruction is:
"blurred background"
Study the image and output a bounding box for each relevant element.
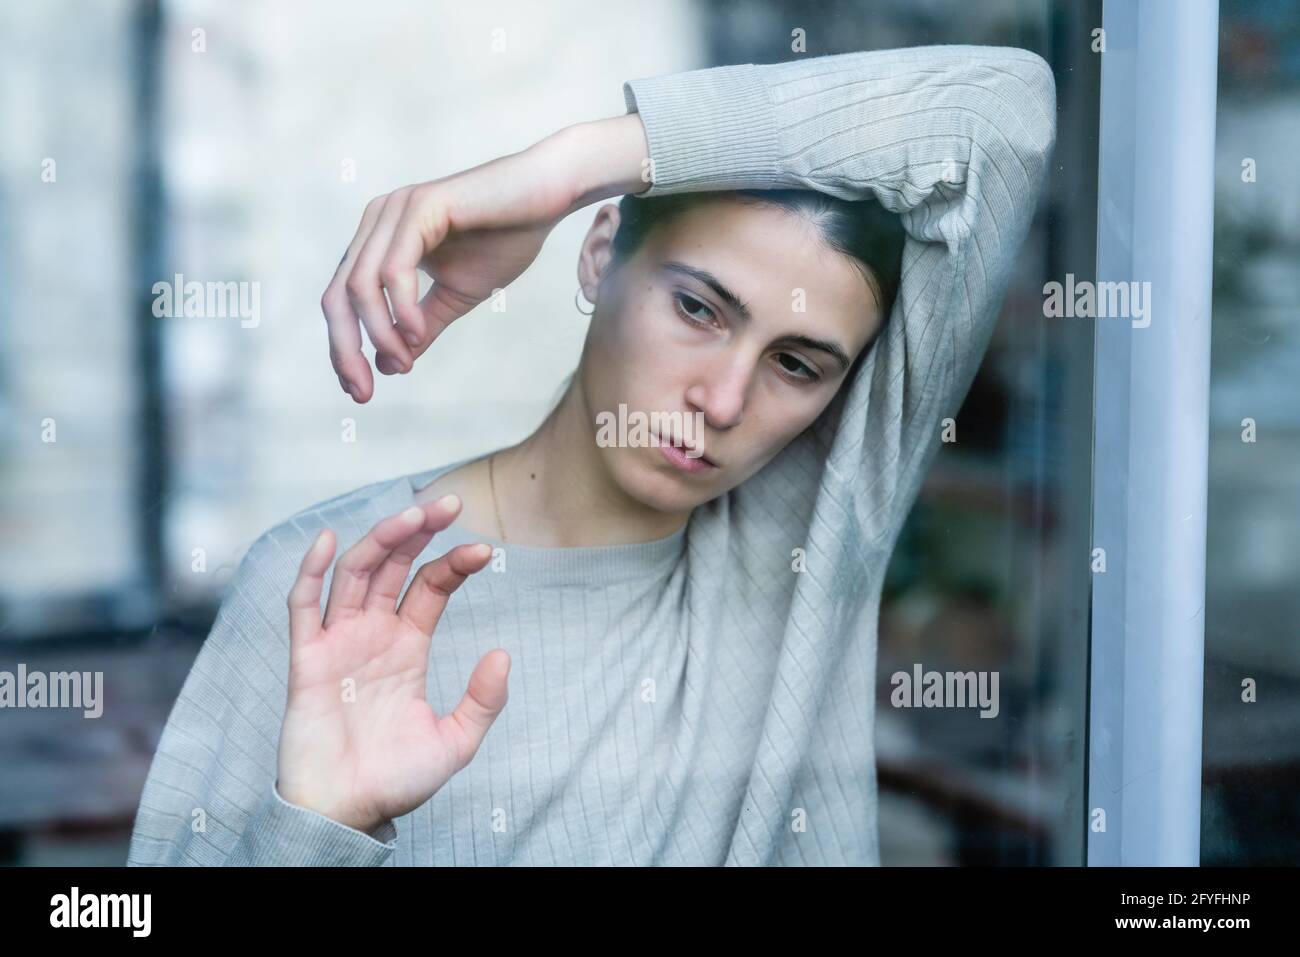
[0,0,1295,866]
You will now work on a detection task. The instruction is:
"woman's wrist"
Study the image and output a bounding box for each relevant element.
[547,113,653,215]
[275,776,381,835]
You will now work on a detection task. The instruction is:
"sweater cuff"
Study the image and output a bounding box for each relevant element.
[622,62,784,197]
[223,780,398,866]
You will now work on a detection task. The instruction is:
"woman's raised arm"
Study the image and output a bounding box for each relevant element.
[323,41,1057,557]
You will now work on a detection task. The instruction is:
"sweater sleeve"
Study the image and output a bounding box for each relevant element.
[623,44,1057,549]
[126,527,398,867]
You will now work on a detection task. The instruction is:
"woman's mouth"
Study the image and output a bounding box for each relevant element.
[657,442,718,474]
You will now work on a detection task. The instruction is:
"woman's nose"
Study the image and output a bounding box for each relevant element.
[684,353,752,430]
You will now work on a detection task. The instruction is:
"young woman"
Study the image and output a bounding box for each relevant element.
[128,44,1055,866]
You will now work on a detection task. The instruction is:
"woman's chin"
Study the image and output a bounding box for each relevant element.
[611,448,723,514]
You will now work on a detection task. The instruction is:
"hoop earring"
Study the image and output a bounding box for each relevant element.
[574,287,595,316]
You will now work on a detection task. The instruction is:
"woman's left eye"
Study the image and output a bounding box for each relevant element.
[673,291,717,328]
[775,353,818,382]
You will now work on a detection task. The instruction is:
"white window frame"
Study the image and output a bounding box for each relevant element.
[1087,0,1219,865]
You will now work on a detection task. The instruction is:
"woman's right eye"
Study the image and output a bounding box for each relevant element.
[673,291,718,328]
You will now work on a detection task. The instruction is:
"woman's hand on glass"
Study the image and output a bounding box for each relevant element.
[321,113,651,402]
[276,494,509,836]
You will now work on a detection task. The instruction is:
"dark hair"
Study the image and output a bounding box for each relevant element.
[609,188,905,356]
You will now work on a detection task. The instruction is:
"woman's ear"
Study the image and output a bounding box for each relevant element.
[577,203,622,303]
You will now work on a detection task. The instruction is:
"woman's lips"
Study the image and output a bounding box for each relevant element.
[658,442,717,474]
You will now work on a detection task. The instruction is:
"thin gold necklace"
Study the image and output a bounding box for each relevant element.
[488,452,506,542]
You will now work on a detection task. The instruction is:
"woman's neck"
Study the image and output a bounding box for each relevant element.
[491,381,692,548]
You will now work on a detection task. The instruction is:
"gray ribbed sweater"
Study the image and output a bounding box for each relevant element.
[127,44,1056,866]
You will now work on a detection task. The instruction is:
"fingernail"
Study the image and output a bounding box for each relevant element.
[376,354,396,375]
[436,493,461,511]
[402,330,421,349]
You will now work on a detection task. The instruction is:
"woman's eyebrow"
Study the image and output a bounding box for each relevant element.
[661,261,752,321]
[661,260,851,374]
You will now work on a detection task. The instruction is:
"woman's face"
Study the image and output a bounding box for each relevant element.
[576,196,885,515]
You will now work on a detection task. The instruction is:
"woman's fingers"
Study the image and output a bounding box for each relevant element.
[348,191,415,376]
[320,505,428,628]
[382,186,452,352]
[322,195,386,401]
[439,650,510,773]
[362,494,463,613]
[396,543,494,635]
[286,528,337,646]
[384,189,484,355]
